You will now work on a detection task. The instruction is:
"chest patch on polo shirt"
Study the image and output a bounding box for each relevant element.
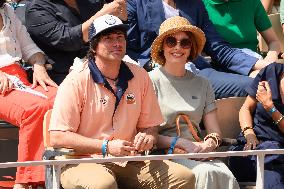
[126,93,136,104]
[100,97,108,105]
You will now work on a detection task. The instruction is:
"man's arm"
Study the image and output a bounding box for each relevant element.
[199,1,259,75]
[126,0,141,62]
[25,1,86,51]
[261,0,274,14]
[50,130,103,154]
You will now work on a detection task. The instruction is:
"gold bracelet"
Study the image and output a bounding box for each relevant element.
[274,115,284,125]
[242,126,253,135]
[204,133,221,148]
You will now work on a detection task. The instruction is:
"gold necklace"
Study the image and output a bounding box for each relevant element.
[105,76,118,86]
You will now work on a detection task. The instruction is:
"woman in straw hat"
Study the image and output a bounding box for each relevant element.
[149,16,239,189]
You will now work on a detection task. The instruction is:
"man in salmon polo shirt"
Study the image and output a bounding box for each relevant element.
[48,14,195,189]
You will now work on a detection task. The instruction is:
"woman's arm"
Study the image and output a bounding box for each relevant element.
[239,96,259,150]
[27,52,58,91]
[157,135,202,153]
[203,110,221,136]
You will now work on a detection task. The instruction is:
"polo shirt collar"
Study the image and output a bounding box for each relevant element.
[88,58,134,85]
[206,0,242,4]
[88,58,134,111]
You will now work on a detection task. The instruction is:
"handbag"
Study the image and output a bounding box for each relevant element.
[166,114,202,154]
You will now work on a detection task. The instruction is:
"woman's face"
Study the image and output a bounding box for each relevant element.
[163,31,191,65]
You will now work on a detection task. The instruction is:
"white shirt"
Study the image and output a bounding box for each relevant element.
[162,1,179,19]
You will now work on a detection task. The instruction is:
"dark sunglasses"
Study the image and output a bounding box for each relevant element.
[165,36,192,49]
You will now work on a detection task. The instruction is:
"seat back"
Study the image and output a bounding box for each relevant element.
[43,109,52,148]
[258,13,284,52]
[215,97,245,152]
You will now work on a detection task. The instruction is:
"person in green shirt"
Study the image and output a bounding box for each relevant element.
[203,0,281,66]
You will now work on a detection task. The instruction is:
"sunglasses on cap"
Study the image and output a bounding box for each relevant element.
[164,36,192,49]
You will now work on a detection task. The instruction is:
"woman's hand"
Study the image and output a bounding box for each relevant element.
[32,63,58,91]
[256,81,274,110]
[243,131,259,151]
[0,71,13,95]
[176,138,203,153]
[197,138,217,153]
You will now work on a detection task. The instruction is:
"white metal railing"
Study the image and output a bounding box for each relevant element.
[0,149,283,189]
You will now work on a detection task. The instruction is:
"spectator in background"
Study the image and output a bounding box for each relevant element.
[127,0,273,99]
[203,0,281,72]
[49,14,195,189]
[261,0,275,14]
[280,0,284,32]
[25,0,127,84]
[228,63,284,189]
[149,16,240,189]
[10,0,31,25]
[0,1,57,188]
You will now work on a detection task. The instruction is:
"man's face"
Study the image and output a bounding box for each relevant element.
[95,31,126,63]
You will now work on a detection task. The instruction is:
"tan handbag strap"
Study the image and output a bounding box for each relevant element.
[175,114,202,142]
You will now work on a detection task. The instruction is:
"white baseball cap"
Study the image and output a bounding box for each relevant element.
[89,14,128,41]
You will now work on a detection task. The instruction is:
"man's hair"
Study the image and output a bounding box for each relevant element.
[87,28,127,59]
[0,0,6,7]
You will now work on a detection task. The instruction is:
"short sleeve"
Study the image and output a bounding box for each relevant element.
[49,71,84,132]
[204,79,216,114]
[254,0,272,32]
[136,70,164,128]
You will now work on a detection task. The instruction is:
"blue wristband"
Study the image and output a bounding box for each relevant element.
[102,140,109,158]
[268,106,277,115]
[168,136,179,154]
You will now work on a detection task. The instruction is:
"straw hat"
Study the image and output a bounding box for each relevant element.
[151,16,206,65]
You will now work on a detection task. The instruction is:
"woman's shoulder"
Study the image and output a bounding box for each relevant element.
[148,67,163,80]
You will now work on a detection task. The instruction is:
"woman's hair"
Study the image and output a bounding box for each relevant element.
[87,28,127,59]
[158,31,199,65]
[0,0,6,7]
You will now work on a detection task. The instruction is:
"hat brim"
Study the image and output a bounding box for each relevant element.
[90,24,129,41]
[151,26,206,65]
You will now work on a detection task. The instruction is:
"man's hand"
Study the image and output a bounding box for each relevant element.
[32,63,58,91]
[99,0,127,21]
[107,139,135,156]
[0,71,13,95]
[133,132,155,152]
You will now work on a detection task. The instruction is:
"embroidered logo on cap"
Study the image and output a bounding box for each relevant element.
[126,93,136,104]
[105,15,117,25]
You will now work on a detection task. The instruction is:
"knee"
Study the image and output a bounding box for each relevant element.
[61,175,118,189]
[171,164,196,189]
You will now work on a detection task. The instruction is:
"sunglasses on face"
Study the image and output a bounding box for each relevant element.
[164,36,192,49]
